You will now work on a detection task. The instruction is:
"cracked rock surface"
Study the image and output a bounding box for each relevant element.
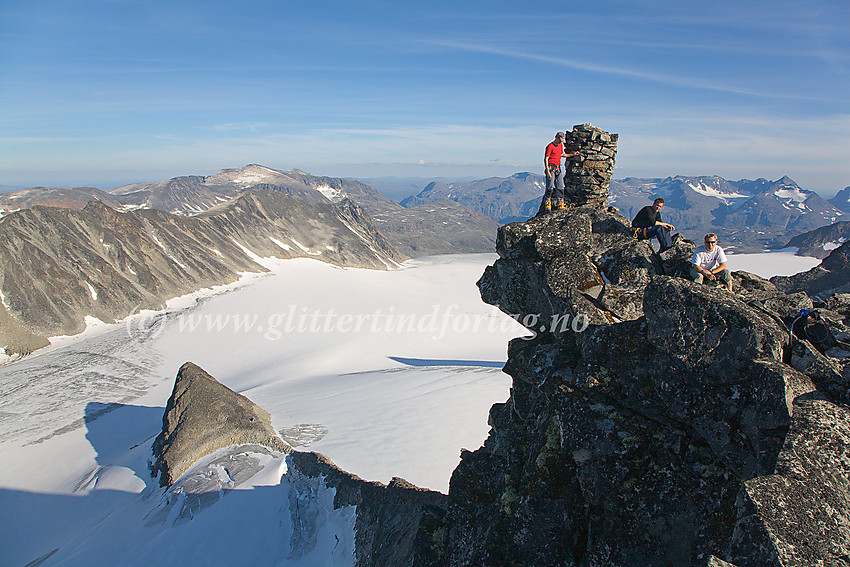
[423,202,850,566]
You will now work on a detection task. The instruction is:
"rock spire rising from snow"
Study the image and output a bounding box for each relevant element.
[151,362,292,487]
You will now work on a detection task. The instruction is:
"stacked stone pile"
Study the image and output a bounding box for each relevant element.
[563,123,618,207]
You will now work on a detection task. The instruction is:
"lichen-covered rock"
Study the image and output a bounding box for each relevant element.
[826,293,850,319]
[477,206,694,335]
[729,391,850,566]
[425,204,850,566]
[644,276,787,369]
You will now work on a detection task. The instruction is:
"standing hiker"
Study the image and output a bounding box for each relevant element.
[631,197,674,252]
[540,132,580,213]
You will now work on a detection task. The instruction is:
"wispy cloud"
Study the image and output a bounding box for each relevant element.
[429,40,842,102]
[210,123,272,133]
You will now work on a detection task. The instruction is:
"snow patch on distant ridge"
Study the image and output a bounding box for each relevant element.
[270,237,292,251]
[775,187,809,203]
[315,184,341,201]
[686,182,748,203]
[291,239,322,256]
[824,238,847,251]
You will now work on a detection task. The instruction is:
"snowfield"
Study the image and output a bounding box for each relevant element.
[0,254,523,566]
[0,250,821,566]
[725,247,820,276]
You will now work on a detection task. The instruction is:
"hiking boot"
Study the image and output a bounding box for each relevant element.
[555,202,567,210]
[544,201,552,212]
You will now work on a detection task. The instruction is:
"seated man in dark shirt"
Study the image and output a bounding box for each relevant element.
[631,197,674,252]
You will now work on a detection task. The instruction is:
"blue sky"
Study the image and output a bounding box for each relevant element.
[1,0,848,194]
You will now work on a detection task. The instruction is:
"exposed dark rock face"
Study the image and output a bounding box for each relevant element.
[419,203,850,566]
[0,190,403,354]
[771,240,850,300]
[289,452,447,567]
[151,362,292,487]
[782,220,850,259]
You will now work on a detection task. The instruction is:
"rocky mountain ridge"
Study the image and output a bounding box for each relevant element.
[772,239,850,301]
[2,164,499,257]
[151,361,447,566]
[831,186,850,213]
[782,220,850,259]
[440,206,850,565]
[0,190,403,355]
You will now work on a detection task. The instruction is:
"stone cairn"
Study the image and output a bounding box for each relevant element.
[563,123,618,207]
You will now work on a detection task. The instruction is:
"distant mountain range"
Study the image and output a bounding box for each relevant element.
[400,173,849,253]
[3,166,847,258]
[0,190,403,355]
[400,172,544,224]
[0,165,498,257]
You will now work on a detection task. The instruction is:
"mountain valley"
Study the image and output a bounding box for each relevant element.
[0,190,402,355]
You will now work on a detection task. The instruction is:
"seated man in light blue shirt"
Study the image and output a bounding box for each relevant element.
[690,233,733,292]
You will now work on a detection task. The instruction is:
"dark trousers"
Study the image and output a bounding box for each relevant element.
[543,166,563,204]
[636,225,673,251]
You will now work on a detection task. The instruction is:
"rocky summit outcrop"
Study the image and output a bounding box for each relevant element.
[0,190,403,355]
[151,362,292,486]
[421,198,850,564]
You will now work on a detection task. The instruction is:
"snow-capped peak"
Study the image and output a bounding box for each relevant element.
[206,164,284,187]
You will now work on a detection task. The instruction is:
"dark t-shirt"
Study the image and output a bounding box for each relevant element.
[632,205,660,228]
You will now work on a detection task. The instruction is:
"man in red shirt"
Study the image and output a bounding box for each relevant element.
[540,132,579,213]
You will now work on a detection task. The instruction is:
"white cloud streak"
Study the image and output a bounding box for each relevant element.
[428,40,843,102]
